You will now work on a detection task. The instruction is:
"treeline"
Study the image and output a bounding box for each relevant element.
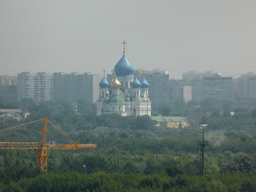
[1,166,256,192]
[2,100,256,187]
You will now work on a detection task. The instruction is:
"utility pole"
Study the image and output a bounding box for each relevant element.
[199,124,208,175]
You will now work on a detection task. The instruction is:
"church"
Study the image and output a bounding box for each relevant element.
[96,42,151,117]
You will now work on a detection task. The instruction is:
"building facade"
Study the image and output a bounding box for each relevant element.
[169,79,184,104]
[17,72,53,102]
[234,72,256,99]
[52,72,101,103]
[0,85,17,103]
[0,75,17,103]
[0,75,17,86]
[182,71,222,102]
[134,69,170,106]
[202,76,233,101]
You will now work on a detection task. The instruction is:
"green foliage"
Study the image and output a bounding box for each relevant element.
[200,115,209,124]
[123,161,139,174]
[1,169,255,192]
[3,99,256,191]
[252,109,256,118]
[200,99,222,111]
[165,166,184,177]
[158,104,172,116]
[210,111,221,117]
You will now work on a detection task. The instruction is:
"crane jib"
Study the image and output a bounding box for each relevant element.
[0,117,97,172]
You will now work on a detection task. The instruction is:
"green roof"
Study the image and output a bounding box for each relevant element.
[104,95,125,104]
[151,115,187,122]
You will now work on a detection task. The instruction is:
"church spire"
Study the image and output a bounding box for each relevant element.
[121,40,127,55]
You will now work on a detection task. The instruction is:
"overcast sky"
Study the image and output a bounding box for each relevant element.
[0,0,255,79]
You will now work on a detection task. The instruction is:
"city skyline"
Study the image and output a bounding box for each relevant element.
[1,1,256,79]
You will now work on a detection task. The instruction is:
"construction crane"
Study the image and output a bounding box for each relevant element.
[0,117,97,172]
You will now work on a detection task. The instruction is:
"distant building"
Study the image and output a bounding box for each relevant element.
[0,112,22,121]
[17,72,53,102]
[0,75,18,102]
[0,75,17,86]
[0,109,30,121]
[34,72,53,102]
[0,85,17,103]
[53,72,101,103]
[183,86,192,102]
[234,72,256,99]
[182,70,220,81]
[134,69,170,106]
[202,76,233,101]
[182,71,222,102]
[151,115,189,128]
[169,79,183,104]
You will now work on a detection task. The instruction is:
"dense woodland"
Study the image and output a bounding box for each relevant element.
[1,98,256,191]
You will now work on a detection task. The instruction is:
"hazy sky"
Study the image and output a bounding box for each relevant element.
[1,0,255,79]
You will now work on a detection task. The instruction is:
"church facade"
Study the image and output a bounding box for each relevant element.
[96,43,151,117]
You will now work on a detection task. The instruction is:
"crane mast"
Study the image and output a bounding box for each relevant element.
[36,117,48,172]
[0,117,97,173]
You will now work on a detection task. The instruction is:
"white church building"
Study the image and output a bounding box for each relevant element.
[96,42,151,117]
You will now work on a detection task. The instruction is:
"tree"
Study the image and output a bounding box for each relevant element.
[165,166,184,177]
[222,100,233,111]
[200,99,222,111]
[200,116,209,124]
[222,110,231,117]
[143,158,158,174]
[131,115,156,130]
[159,104,172,116]
[252,109,256,118]
[234,154,254,174]
[122,162,139,174]
[211,111,221,117]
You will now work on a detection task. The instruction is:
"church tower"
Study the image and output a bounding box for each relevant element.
[96,41,151,117]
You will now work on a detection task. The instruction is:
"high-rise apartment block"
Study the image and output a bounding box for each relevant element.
[182,71,220,81]
[182,71,223,102]
[17,72,53,102]
[0,75,18,102]
[133,69,170,105]
[234,72,256,99]
[52,73,101,103]
[169,79,184,104]
[0,75,17,86]
[202,76,233,101]
[0,85,17,103]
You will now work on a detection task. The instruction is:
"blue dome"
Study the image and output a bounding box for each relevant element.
[131,78,141,89]
[99,78,109,88]
[141,78,149,89]
[140,94,144,97]
[114,55,134,77]
[125,93,130,97]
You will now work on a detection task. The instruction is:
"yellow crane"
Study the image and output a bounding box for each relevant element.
[0,117,97,172]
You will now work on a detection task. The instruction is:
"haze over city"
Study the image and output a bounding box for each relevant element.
[1,0,256,79]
